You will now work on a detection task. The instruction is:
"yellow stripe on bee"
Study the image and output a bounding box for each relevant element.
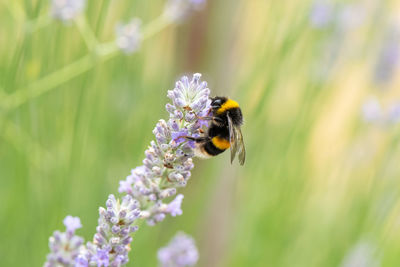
[212,136,230,150]
[217,99,239,114]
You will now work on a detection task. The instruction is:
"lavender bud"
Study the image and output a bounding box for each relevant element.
[166,194,184,217]
[154,213,166,222]
[167,90,175,99]
[122,236,133,245]
[174,110,184,119]
[120,228,129,236]
[111,225,120,234]
[166,103,176,114]
[149,194,157,201]
[160,188,177,199]
[130,225,139,233]
[44,216,84,266]
[185,112,196,122]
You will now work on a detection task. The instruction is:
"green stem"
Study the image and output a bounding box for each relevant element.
[4,1,26,22]
[75,15,98,51]
[1,55,95,111]
[142,14,171,40]
[0,116,53,169]
[24,13,52,34]
[1,14,173,112]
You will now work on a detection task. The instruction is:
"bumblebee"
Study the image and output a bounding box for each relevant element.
[187,96,246,165]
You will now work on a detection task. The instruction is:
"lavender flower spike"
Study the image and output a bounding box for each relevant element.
[119,73,211,225]
[157,232,199,267]
[77,194,141,267]
[44,216,84,267]
[51,0,86,21]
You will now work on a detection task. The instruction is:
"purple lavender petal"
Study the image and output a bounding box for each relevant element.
[166,194,184,217]
[157,232,199,267]
[63,215,82,234]
[95,248,110,267]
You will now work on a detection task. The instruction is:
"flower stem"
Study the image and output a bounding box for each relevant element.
[75,15,98,51]
[142,15,172,40]
[3,1,26,22]
[1,54,95,111]
[0,116,53,168]
[0,15,173,112]
[24,13,52,34]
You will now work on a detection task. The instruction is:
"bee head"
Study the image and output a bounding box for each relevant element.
[211,96,228,111]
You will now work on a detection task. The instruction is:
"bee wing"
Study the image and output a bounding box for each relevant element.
[227,114,238,164]
[236,126,246,165]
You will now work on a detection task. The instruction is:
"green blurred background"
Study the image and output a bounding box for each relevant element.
[1,0,400,266]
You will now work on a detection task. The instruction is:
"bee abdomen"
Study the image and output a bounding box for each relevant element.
[203,137,229,156]
[211,136,230,150]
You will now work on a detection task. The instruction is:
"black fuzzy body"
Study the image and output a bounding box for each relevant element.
[199,96,243,157]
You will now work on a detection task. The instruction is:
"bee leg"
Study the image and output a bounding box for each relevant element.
[175,135,209,143]
[196,116,224,124]
[196,116,213,120]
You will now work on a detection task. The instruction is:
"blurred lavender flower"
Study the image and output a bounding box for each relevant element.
[361,97,400,126]
[336,4,365,31]
[374,26,400,85]
[157,232,199,267]
[309,0,334,29]
[119,73,211,225]
[362,98,382,123]
[388,103,400,124]
[116,19,142,54]
[44,216,84,267]
[77,194,140,267]
[163,0,206,23]
[340,241,380,267]
[51,0,86,21]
